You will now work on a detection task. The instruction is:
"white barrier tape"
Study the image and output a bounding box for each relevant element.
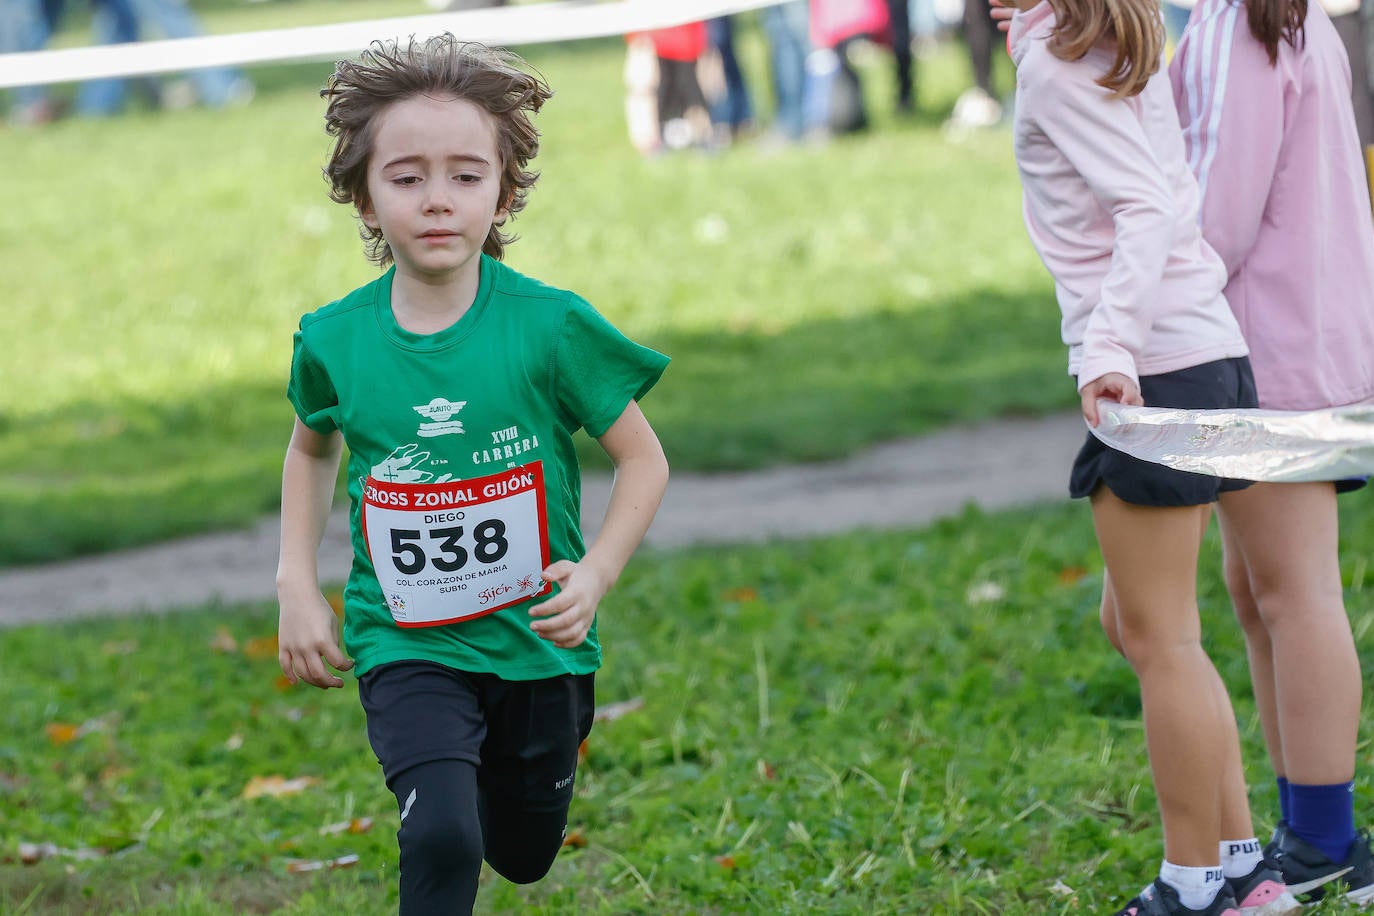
[1090,402,1374,483]
[0,0,785,89]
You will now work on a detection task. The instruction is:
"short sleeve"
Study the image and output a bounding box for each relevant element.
[553,296,669,437]
[286,325,341,434]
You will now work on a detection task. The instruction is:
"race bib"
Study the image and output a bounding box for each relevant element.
[361,461,553,627]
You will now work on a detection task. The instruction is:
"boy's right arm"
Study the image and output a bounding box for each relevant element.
[276,418,353,689]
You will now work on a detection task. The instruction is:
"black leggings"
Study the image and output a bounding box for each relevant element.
[392,758,571,915]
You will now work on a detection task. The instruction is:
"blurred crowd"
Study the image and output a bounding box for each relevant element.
[4,0,1372,149]
[0,0,252,124]
[625,0,1374,155]
[624,0,1009,156]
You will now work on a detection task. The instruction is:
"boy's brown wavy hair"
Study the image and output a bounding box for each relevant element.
[321,35,552,264]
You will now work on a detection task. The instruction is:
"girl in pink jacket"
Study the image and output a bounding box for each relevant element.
[1005,0,1299,911]
[1172,0,1374,905]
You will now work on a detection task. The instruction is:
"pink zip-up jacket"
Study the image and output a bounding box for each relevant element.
[1010,1,1249,390]
[1171,0,1374,409]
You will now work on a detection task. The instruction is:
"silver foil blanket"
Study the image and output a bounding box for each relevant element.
[1089,403,1374,483]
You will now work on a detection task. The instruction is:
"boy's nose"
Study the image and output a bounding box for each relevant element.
[422,186,454,214]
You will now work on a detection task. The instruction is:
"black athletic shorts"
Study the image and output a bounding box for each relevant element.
[1070,356,1259,507]
[358,660,595,811]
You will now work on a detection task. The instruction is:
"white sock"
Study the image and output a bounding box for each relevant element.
[1220,838,1263,879]
[1160,860,1226,910]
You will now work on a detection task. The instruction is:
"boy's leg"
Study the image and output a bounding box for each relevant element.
[479,672,595,884]
[391,759,484,913]
[358,661,489,915]
[1091,489,1231,866]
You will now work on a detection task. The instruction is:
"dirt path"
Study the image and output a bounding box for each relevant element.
[0,412,1085,627]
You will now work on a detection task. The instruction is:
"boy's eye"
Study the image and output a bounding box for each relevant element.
[392,176,420,186]
[456,174,481,184]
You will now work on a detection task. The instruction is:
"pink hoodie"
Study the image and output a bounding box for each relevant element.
[1009,1,1249,390]
[1171,0,1374,409]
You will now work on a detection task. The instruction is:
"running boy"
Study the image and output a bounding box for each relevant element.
[275,36,670,914]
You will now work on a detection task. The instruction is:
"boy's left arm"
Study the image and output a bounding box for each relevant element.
[529,400,668,648]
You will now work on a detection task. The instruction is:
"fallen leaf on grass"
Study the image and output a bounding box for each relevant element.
[241,775,319,800]
[756,759,776,780]
[714,855,737,870]
[44,723,79,746]
[286,854,359,873]
[243,636,279,661]
[1049,879,1076,896]
[225,733,244,751]
[721,587,759,602]
[592,697,644,723]
[272,675,294,692]
[319,817,374,836]
[561,828,587,849]
[209,627,239,654]
[577,739,589,764]
[18,842,107,865]
[1057,566,1089,585]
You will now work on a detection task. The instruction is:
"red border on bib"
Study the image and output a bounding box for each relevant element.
[361,460,554,627]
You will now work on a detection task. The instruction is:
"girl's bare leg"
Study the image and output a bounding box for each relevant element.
[1091,489,1239,864]
[1218,482,1359,786]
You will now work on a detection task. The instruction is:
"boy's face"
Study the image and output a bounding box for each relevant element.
[361,94,507,284]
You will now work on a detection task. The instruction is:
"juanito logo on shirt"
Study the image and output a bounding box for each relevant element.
[413,397,466,437]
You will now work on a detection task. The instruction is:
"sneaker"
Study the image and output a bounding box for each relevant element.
[1262,821,1288,862]
[1114,879,1241,916]
[1270,826,1374,906]
[1226,860,1300,915]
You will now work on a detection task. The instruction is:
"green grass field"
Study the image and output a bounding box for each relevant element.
[0,21,1062,566]
[15,6,1372,916]
[3,500,1372,914]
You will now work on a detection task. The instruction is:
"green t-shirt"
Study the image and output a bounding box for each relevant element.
[287,256,668,679]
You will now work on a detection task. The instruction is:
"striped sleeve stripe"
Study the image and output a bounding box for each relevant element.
[1180,0,1242,206]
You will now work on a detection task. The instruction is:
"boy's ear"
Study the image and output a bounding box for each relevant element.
[360,203,379,230]
[494,189,516,225]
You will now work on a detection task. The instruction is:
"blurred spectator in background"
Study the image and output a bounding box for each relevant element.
[623,30,660,155]
[943,0,1003,133]
[1,0,58,123]
[1322,0,1374,148]
[2,0,252,123]
[886,0,914,112]
[760,0,814,141]
[649,20,712,150]
[623,20,712,154]
[99,0,253,112]
[1161,0,1193,45]
[704,15,754,145]
[808,0,890,134]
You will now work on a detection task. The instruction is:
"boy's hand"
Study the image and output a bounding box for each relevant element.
[528,560,610,649]
[278,590,354,689]
[1079,372,1143,427]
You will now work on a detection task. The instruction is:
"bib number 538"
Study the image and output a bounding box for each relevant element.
[388,520,509,575]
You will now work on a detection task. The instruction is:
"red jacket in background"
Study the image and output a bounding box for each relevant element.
[809,0,890,48]
[643,21,708,61]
